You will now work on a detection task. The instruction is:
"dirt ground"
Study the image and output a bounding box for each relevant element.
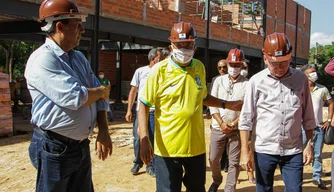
[0,114,333,192]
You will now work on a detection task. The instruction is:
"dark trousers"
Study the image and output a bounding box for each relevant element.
[254,152,303,192]
[133,111,155,169]
[155,153,206,192]
[29,129,93,192]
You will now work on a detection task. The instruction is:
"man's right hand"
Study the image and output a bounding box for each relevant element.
[140,136,154,165]
[100,85,110,101]
[125,111,132,122]
[240,149,251,171]
[220,122,233,134]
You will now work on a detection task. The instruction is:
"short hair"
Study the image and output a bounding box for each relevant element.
[160,47,171,60]
[42,19,69,36]
[300,64,316,72]
[148,48,160,62]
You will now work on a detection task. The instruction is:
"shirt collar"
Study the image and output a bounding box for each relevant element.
[167,57,194,73]
[45,38,72,57]
[266,68,293,80]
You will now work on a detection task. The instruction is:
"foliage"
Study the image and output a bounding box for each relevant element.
[0,40,39,81]
[309,43,334,91]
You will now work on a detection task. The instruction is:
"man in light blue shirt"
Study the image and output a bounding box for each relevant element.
[25,0,112,191]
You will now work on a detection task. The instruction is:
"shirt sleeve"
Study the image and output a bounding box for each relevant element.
[130,69,140,88]
[325,57,334,76]
[25,52,88,110]
[201,65,208,100]
[238,78,256,131]
[139,66,159,107]
[209,77,220,115]
[323,87,332,101]
[302,77,316,130]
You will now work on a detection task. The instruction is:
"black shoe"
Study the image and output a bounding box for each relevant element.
[130,164,143,175]
[325,172,331,177]
[208,183,220,192]
[312,179,327,190]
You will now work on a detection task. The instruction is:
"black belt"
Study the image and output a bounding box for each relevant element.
[34,126,85,144]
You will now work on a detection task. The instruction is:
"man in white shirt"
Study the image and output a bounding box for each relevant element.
[239,32,315,192]
[301,64,333,190]
[208,49,248,192]
[125,48,161,177]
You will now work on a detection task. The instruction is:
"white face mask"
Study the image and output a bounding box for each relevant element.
[172,48,194,64]
[240,69,248,77]
[99,75,104,79]
[308,72,318,82]
[228,67,241,77]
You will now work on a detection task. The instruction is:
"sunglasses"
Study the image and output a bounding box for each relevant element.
[218,66,227,70]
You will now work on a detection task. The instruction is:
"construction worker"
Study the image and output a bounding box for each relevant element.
[138,21,243,192]
[25,0,112,191]
[239,32,315,192]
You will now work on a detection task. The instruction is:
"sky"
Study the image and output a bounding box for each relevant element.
[295,0,334,48]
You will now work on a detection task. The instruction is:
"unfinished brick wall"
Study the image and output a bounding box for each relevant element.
[0,73,13,137]
[266,0,310,60]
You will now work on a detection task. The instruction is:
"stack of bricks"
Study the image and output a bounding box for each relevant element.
[0,72,13,137]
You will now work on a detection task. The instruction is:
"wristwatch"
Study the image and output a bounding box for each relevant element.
[308,141,315,148]
[221,100,226,109]
[327,119,332,123]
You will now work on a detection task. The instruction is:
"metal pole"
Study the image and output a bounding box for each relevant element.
[115,42,122,103]
[91,0,100,75]
[315,42,318,64]
[293,3,298,68]
[205,0,211,83]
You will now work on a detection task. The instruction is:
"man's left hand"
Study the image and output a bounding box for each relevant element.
[321,122,330,130]
[95,130,113,161]
[303,145,313,166]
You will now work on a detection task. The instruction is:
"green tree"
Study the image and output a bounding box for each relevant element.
[309,43,334,92]
[0,40,39,82]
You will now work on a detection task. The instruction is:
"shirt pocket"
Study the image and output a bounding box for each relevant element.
[289,89,302,108]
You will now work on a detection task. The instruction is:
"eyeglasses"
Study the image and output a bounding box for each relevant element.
[268,60,290,68]
[218,66,227,70]
[172,42,195,50]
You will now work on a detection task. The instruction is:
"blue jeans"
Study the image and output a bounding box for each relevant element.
[254,152,303,192]
[133,111,155,169]
[107,101,113,121]
[29,129,93,192]
[302,127,324,180]
[155,154,206,192]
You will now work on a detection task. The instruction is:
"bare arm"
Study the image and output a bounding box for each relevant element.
[138,102,154,165]
[95,111,112,161]
[125,86,138,122]
[203,94,243,111]
[84,85,110,106]
[322,99,334,130]
[325,58,334,76]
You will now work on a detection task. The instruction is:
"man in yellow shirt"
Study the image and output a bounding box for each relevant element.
[138,21,243,192]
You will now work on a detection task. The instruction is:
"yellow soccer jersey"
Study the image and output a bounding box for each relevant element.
[139,57,208,157]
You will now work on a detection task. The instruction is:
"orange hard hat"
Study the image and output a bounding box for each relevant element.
[226,48,244,64]
[39,0,87,21]
[262,32,292,62]
[169,21,197,42]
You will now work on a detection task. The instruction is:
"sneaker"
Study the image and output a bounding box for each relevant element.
[208,182,219,192]
[130,164,143,175]
[312,179,327,190]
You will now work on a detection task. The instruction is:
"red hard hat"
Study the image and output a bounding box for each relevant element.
[169,21,197,42]
[226,48,244,64]
[262,32,292,62]
[38,0,87,22]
